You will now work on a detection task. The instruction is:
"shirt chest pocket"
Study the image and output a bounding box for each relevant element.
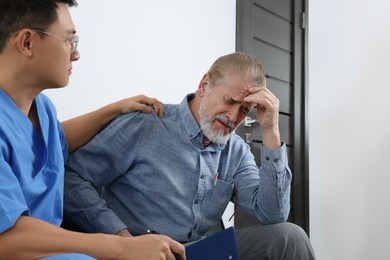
[201,179,234,221]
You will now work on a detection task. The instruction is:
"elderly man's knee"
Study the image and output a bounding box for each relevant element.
[275,222,308,241]
[236,223,315,260]
[272,223,315,259]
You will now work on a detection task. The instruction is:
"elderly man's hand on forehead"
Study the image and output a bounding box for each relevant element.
[243,86,281,148]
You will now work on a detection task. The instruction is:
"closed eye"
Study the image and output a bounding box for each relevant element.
[226,98,235,105]
[225,97,242,105]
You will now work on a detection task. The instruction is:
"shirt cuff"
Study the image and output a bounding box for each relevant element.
[260,142,288,172]
[91,212,128,235]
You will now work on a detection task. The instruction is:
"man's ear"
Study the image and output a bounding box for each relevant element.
[197,74,209,97]
[16,29,35,57]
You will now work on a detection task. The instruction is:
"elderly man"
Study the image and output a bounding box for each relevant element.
[64,52,316,260]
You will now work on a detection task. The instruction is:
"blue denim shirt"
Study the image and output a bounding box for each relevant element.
[64,94,291,242]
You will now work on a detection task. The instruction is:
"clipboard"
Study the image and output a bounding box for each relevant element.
[185,227,240,260]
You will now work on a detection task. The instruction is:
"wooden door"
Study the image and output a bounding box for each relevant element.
[235,0,309,234]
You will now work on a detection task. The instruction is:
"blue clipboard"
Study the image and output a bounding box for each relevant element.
[185,227,240,260]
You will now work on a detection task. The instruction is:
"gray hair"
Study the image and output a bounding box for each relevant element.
[207,52,266,87]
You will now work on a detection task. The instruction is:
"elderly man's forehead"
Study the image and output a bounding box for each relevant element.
[237,84,253,99]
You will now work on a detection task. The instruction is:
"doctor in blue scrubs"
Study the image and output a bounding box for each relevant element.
[0,0,185,259]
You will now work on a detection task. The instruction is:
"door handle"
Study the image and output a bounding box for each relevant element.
[243,116,258,127]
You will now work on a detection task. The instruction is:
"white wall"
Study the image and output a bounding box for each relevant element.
[309,0,390,259]
[45,0,236,120]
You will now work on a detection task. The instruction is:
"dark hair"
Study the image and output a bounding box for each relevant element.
[0,0,78,53]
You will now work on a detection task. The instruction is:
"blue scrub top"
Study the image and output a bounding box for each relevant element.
[0,89,68,234]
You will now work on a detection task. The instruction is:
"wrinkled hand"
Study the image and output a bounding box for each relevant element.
[120,234,186,260]
[244,86,281,148]
[116,95,165,117]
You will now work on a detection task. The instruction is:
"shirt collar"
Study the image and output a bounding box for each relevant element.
[179,93,200,140]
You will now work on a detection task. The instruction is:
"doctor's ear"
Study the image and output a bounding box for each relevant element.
[14,29,35,57]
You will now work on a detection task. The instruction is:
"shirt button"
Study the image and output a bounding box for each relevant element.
[273,158,279,162]
[265,156,270,161]
[194,199,199,204]
[200,175,205,179]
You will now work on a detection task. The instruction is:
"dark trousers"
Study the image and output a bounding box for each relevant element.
[236,222,316,260]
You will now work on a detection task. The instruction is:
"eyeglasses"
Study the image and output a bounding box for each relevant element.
[30,28,79,56]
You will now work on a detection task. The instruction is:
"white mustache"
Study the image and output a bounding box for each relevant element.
[214,115,234,130]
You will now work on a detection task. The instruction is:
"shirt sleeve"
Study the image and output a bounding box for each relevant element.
[235,142,292,224]
[0,140,29,234]
[64,113,145,234]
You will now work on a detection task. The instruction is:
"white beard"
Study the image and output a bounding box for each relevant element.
[199,98,232,145]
